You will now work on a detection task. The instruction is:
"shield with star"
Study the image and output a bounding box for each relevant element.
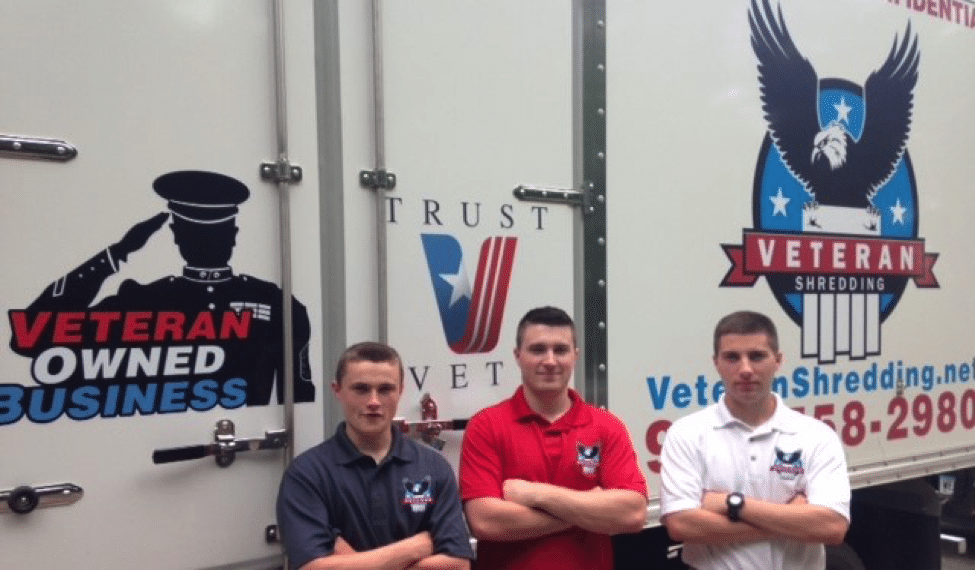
[753,78,925,363]
[721,0,938,364]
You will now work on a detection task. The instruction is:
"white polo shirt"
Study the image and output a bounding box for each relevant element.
[659,394,851,570]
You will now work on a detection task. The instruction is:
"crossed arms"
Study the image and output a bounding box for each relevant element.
[464,480,647,541]
[662,491,848,546]
[659,416,850,547]
[298,534,469,570]
[276,453,472,570]
[459,407,648,542]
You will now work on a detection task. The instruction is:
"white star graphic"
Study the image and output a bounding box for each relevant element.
[834,97,852,124]
[439,262,472,307]
[890,198,908,225]
[769,188,791,217]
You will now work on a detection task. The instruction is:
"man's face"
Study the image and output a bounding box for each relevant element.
[515,324,578,398]
[333,360,402,442]
[713,332,782,413]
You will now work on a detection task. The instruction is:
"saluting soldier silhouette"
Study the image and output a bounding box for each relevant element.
[11,170,315,406]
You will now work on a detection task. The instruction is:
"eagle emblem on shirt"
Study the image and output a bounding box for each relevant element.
[402,476,434,513]
[770,446,805,480]
[576,441,602,476]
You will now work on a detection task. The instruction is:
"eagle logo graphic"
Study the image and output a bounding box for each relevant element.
[720,0,938,364]
[576,441,601,476]
[770,446,805,480]
[402,476,434,513]
[750,0,918,228]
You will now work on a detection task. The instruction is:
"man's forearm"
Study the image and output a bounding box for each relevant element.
[298,532,432,570]
[406,554,471,570]
[701,491,848,544]
[505,480,647,535]
[464,497,572,541]
[663,508,775,545]
[739,498,848,543]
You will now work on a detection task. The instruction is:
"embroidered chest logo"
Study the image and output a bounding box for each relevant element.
[576,441,602,476]
[770,447,805,480]
[402,476,434,513]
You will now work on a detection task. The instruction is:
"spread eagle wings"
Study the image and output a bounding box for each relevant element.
[749,0,919,204]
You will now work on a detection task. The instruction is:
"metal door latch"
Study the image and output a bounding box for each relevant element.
[152,419,289,468]
[0,483,83,515]
[0,134,78,162]
[393,394,468,451]
[513,184,587,208]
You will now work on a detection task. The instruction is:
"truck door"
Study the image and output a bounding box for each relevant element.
[332,0,579,462]
[0,3,324,568]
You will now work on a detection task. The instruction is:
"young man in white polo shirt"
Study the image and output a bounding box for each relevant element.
[659,310,851,570]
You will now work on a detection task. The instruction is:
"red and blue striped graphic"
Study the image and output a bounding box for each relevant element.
[421,234,517,354]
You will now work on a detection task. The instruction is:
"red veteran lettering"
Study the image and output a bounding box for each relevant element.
[8,310,252,349]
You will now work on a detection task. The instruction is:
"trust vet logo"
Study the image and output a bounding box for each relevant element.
[421,234,517,354]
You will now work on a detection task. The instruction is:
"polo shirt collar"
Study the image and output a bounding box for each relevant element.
[712,393,798,435]
[510,385,592,428]
[331,422,417,465]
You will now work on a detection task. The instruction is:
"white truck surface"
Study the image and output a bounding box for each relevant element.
[0,1,972,569]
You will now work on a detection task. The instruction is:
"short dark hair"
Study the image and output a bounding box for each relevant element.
[516,306,576,348]
[334,341,404,385]
[713,310,779,355]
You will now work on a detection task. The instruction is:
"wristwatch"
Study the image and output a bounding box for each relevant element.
[726,492,745,522]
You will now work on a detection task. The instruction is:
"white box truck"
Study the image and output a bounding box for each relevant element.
[0,1,971,568]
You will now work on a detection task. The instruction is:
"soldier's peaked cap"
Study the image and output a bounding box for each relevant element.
[153,170,250,223]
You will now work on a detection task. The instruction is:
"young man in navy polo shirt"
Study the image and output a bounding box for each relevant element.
[277,342,473,570]
[459,306,648,570]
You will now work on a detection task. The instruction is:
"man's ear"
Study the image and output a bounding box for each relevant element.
[331,381,341,397]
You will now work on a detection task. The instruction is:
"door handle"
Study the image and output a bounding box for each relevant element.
[0,134,77,161]
[393,393,468,451]
[152,419,288,468]
[0,483,83,515]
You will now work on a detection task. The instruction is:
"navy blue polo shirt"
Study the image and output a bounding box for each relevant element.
[276,423,474,568]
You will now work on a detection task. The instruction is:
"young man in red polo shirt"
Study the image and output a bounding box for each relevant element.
[459,306,648,570]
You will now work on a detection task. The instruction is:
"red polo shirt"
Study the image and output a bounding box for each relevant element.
[460,387,647,570]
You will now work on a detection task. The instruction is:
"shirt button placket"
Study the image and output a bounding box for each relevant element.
[370,471,388,529]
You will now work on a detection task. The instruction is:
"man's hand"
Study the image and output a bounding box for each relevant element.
[408,531,435,558]
[502,479,544,508]
[334,536,356,555]
[789,492,808,505]
[109,212,169,262]
[701,491,728,515]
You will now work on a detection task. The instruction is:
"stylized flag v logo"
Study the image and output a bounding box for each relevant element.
[420,234,517,354]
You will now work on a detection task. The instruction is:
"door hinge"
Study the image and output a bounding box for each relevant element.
[359,168,397,190]
[261,159,303,184]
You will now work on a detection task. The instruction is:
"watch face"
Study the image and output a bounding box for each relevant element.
[728,493,743,507]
